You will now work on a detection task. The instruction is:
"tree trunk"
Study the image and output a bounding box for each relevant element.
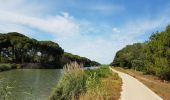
[12,46,15,63]
[21,50,24,64]
[21,55,24,64]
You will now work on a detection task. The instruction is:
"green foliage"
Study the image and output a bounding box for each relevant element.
[49,63,112,100]
[62,52,100,67]
[0,80,15,100]
[49,62,86,100]
[0,80,34,100]
[0,32,64,68]
[0,32,100,69]
[112,25,170,80]
[85,66,113,78]
[0,64,12,71]
[50,72,86,100]
[111,43,145,70]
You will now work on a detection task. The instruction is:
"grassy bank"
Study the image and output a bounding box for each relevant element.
[49,63,122,100]
[114,67,170,100]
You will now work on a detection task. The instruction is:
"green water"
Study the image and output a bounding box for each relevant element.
[0,69,62,100]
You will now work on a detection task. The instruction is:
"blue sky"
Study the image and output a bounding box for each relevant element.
[0,0,170,64]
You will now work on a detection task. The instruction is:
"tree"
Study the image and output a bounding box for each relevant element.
[111,25,170,80]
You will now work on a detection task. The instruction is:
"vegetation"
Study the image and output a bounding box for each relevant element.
[49,63,122,100]
[0,32,100,69]
[0,80,15,100]
[49,62,85,100]
[80,67,122,100]
[0,64,12,71]
[111,43,145,69]
[62,52,100,67]
[0,32,64,68]
[0,79,34,100]
[111,25,170,80]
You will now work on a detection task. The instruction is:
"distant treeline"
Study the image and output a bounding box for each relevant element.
[0,32,100,68]
[62,52,100,67]
[111,25,170,80]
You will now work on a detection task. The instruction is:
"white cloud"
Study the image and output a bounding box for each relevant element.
[0,11,80,37]
[0,0,46,16]
[0,23,36,36]
[59,11,170,64]
[1,1,170,64]
[112,28,120,33]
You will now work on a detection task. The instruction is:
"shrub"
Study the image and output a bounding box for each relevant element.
[49,62,86,100]
[85,66,112,78]
[80,67,121,100]
[0,64,12,71]
[49,64,115,100]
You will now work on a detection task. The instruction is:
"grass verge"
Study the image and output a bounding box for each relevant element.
[114,67,170,100]
[49,63,122,100]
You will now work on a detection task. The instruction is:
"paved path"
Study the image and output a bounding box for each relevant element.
[110,68,163,100]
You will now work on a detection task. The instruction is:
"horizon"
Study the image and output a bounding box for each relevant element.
[0,0,170,64]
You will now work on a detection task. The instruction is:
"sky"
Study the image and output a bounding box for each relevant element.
[0,0,170,64]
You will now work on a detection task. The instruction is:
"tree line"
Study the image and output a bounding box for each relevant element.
[111,25,170,80]
[0,32,100,68]
[62,52,100,67]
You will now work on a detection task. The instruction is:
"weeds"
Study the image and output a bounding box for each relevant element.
[49,62,86,100]
[49,63,122,100]
[0,79,34,100]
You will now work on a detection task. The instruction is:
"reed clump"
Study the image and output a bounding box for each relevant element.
[49,62,86,100]
[49,64,122,100]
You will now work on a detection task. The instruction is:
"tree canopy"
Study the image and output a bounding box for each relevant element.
[0,32,64,68]
[0,32,100,68]
[111,25,170,80]
[62,52,100,67]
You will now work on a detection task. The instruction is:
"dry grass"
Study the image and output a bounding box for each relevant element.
[64,62,83,73]
[80,72,122,100]
[50,64,122,100]
[49,62,86,100]
[114,67,170,100]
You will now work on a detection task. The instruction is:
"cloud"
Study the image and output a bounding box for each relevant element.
[0,0,46,15]
[0,11,80,37]
[113,16,170,41]
[61,9,170,64]
[112,28,120,33]
[0,23,36,36]
[1,1,170,64]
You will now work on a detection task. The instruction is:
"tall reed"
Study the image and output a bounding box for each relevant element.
[49,62,86,100]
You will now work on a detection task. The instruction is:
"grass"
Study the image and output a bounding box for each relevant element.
[49,62,86,100]
[0,79,33,100]
[114,67,170,100]
[49,63,122,100]
[80,69,122,100]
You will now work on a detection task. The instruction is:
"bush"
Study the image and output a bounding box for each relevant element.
[85,66,112,78]
[156,67,170,80]
[49,62,86,100]
[49,64,114,100]
[0,64,12,71]
[131,60,144,71]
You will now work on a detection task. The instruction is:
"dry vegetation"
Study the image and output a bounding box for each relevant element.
[80,71,122,100]
[49,63,122,100]
[114,67,170,100]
